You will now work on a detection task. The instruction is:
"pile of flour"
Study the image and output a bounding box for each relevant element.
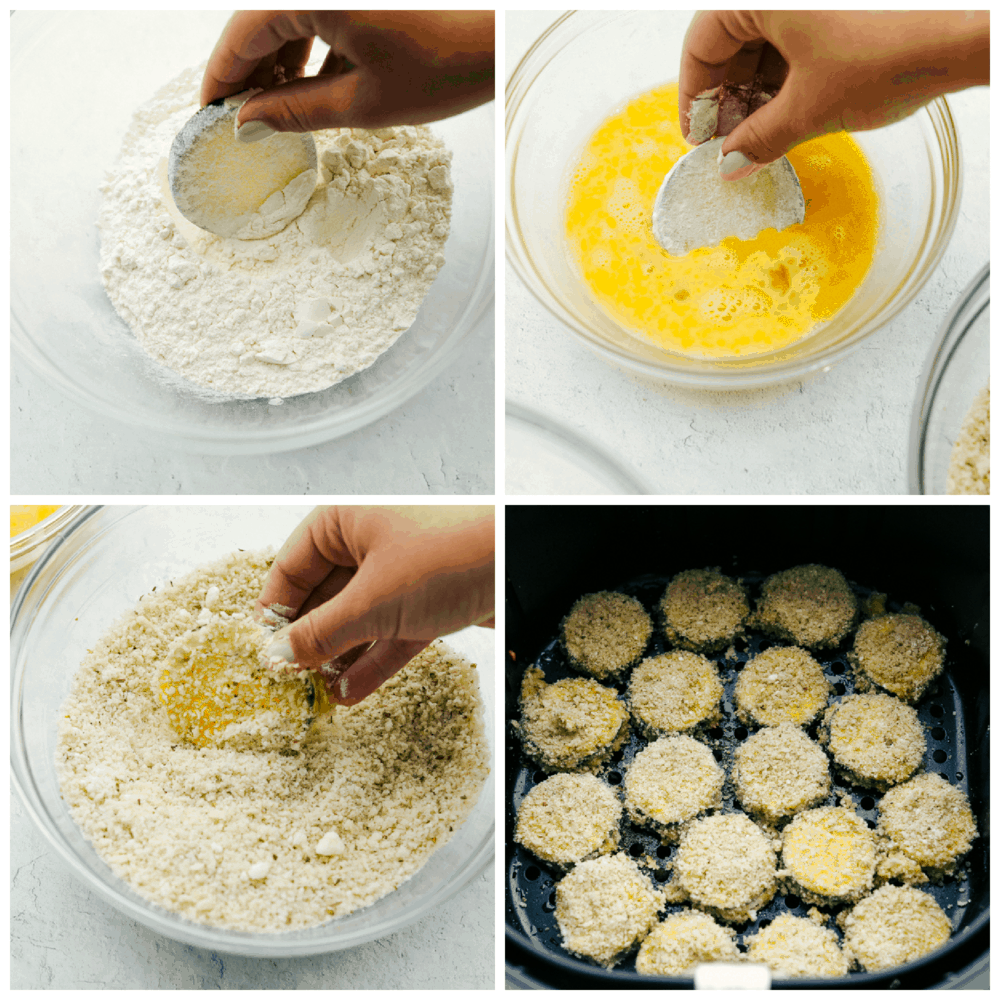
[98,65,453,399]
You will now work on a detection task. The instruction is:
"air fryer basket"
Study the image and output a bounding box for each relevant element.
[506,506,988,989]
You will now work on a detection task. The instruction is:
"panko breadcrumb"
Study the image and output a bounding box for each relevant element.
[878,773,977,874]
[515,773,622,871]
[555,853,662,968]
[946,383,989,495]
[744,912,852,979]
[734,646,832,728]
[561,591,653,681]
[673,813,777,923]
[781,806,877,905]
[513,666,629,773]
[840,885,952,972]
[734,723,831,824]
[753,565,858,649]
[635,910,740,976]
[627,651,723,738]
[851,614,946,703]
[820,693,926,791]
[659,569,749,653]
[623,735,724,839]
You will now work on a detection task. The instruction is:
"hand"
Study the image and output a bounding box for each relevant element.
[680,11,989,180]
[255,506,494,705]
[201,11,495,137]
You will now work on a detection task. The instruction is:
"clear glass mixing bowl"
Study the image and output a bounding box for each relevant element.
[10,506,87,574]
[11,12,494,454]
[505,401,650,494]
[506,11,962,389]
[908,264,989,494]
[10,506,495,956]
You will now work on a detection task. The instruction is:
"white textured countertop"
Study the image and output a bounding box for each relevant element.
[506,11,989,495]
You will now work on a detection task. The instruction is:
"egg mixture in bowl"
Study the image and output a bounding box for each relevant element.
[566,83,878,359]
[506,11,962,388]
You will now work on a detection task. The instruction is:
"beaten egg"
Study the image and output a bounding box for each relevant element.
[566,83,878,358]
[10,505,61,538]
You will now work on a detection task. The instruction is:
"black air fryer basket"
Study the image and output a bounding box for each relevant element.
[506,505,988,990]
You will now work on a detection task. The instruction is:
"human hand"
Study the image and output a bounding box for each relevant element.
[255,506,494,705]
[680,11,989,180]
[201,11,495,140]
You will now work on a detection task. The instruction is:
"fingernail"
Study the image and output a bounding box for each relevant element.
[719,150,754,179]
[265,636,295,667]
[237,120,276,143]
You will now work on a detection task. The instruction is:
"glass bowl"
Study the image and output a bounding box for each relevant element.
[10,506,495,956]
[908,264,989,494]
[10,506,88,573]
[10,505,89,596]
[506,10,962,389]
[505,401,650,494]
[11,12,494,455]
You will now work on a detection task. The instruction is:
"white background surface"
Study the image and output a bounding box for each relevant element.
[11,10,494,496]
[506,10,990,496]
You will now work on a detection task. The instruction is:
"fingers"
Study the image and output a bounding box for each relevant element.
[236,63,493,133]
[325,639,433,706]
[236,72,371,133]
[201,11,322,107]
[254,506,350,622]
[274,554,413,667]
[679,11,760,140]
[719,75,814,169]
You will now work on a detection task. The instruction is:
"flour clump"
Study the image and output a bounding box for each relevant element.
[98,65,453,399]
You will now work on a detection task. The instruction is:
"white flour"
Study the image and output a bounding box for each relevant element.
[98,64,453,399]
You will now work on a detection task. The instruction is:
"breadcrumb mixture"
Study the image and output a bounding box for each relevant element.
[555,853,662,968]
[623,735,724,839]
[878,773,977,874]
[840,885,952,973]
[734,723,830,824]
[636,910,740,976]
[513,666,629,773]
[673,813,777,923]
[851,613,945,703]
[781,806,877,905]
[627,650,722,738]
[57,550,489,932]
[753,565,858,649]
[515,773,622,871]
[946,383,989,495]
[659,569,749,653]
[561,591,653,681]
[820,693,925,790]
[734,646,831,727]
[744,912,851,979]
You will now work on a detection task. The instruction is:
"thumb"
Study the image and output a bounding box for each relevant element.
[236,72,372,136]
[265,556,407,669]
[718,85,810,178]
[325,639,432,705]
